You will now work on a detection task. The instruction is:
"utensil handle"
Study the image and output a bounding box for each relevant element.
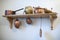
[15,8,24,12]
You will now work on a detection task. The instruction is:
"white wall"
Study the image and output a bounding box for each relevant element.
[0,0,60,40]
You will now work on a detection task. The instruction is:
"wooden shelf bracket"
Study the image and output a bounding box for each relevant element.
[7,17,13,29]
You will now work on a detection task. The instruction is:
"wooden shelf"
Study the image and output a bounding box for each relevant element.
[3,13,57,18]
[2,13,57,29]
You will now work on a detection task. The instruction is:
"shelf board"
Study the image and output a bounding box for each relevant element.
[3,13,57,18]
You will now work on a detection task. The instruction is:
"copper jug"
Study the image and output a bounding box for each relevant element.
[26,17,32,24]
[14,19,21,28]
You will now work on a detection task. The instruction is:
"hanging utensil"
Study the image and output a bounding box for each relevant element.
[40,17,42,37]
[40,28,42,37]
[26,17,32,24]
[14,18,21,29]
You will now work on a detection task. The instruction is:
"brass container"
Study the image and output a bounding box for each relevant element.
[25,6,33,14]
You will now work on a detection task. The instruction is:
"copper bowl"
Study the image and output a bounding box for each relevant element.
[34,7,44,14]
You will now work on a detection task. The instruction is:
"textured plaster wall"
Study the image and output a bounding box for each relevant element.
[0,0,60,40]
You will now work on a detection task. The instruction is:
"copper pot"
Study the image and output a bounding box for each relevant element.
[5,8,24,15]
[14,19,21,28]
[26,17,32,24]
[5,10,15,15]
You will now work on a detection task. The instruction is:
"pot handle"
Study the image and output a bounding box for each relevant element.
[14,8,24,12]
